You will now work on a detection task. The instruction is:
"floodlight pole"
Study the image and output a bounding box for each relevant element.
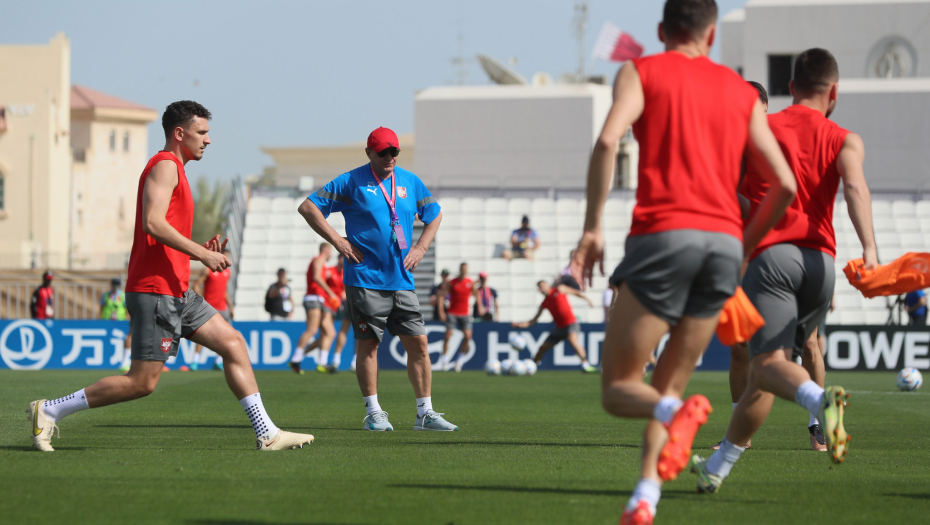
[574,1,588,83]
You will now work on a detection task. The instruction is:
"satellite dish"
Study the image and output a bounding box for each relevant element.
[531,72,553,86]
[476,54,528,85]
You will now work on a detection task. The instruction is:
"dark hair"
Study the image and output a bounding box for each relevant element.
[663,0,718,41]
[747,81,768,106]
[793,48,838,95]
[537,280,547,287]
[162,100,211,139]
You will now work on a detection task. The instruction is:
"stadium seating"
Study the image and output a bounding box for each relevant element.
[235,193,928,325]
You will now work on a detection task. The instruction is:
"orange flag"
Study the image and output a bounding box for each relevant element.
[716,286,766,346]
[843,253,930,298]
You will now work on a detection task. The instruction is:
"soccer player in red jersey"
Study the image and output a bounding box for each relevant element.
[301,255,346,373]
[691,48,877,494]
[439,262,476,372]
[291,243,338,373]
[191,246,234,371]
[571,1,797,522]
[27,101,314,452]
[30,270,55,319]
[512,280,597,373]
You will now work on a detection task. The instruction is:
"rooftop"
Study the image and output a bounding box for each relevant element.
[70,84,154,112]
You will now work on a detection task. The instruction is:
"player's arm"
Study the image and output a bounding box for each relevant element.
[194,268,209,296]
[493,296,500,321]
[437,282,448,321]
[142,160,229,271]
[298,199,364,264]
[837,133,878,269]
[742,100,797,259]
[572,61,645,288]
[558,284,594,307]
[474,286,486,317]
[737,155,752,221]
[405,211,442,271]
[512,305,546,328]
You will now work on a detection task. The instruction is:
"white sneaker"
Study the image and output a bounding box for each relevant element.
[26,400,58,452]
[256,429,314,451]
[414,410,459,431]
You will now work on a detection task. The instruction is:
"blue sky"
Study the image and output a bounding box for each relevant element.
[6,0,747,183]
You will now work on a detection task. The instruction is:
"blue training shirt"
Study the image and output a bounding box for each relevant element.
[308,164,440,291]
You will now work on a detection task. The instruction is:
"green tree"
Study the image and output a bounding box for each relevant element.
[191,177,230,244]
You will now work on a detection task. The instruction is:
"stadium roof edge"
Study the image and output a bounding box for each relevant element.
[722,8,746,22]
[746,0,929,7]
[415,84,611,101]
[838,78,930,93]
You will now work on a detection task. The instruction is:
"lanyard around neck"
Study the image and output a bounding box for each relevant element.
[370,167,398,221]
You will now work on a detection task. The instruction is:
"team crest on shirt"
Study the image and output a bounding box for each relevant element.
[358,321,368,333]
[160,338,173,353]
[397,187,407,199]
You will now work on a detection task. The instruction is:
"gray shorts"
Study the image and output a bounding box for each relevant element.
[126,290,217,362]
[345,286,426,342]
[445,313,473,332]
[610,230,742,325]
[543,322,581,347]
[218,309,232,323]
[304,298,324,311]
[336,303,350,320]
[743,243,835,359]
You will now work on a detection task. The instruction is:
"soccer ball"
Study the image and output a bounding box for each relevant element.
[509,332,527,351]
[501,359,514,375]
[509,360,527,376]
[485,359,502,376]
[523,359,537,376]
[896,367,923,391]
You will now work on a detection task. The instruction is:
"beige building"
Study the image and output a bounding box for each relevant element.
[262,133,414,189]
[70,85,157,268]
[0,33,72,269]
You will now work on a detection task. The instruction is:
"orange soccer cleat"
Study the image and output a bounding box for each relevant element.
[657,395,713,482]
[620,500,654,525]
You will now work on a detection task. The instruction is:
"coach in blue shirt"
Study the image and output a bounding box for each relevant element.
[906,289,927,326]
[298,127,458,432]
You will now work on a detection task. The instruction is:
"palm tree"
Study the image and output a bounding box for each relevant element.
[192,177,230,244]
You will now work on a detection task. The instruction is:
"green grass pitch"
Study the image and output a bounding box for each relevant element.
[1,370,928,524]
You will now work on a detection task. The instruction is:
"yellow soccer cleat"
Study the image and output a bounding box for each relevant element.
[256,429,314,451]
[26,400,58,452]
[819,386,850,464]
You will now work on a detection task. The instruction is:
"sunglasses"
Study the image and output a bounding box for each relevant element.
[377,147,400,158]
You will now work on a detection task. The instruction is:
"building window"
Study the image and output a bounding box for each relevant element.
[123,131,130,152]
[109,130,116,152]
[768,54,796,97]
[72,148,86,163]
[0,171,4,211]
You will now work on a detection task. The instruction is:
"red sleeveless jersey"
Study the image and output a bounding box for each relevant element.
[745,105,849,259]
[447,277,474,316]
[203,268,230,311]
[326,265,345,298]
[541,289,576,328]
[126,152,194,297]
[306,255,329,297]
[629,52,759,240]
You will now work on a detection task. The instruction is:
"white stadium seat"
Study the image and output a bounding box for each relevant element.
[556,199,580,215]
[895,217,920,233]
[892,200,916,217]
[916,200,930,217]
[246,213,271,228]
[248,196,272,213]
[871,200,892,217]
[531,198,555,215]
[438,197,461,214]
[486,198,508,215]
[508,199,532,215]
[462,197,484,214]
[270,197,294,214]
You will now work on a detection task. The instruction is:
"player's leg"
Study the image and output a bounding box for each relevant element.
[184,292,312,450]
[440,318,455,370]
[346,287,394,430]
[565,327,597,372]
[333,312,350,370]
[292,303,322,373]
[713,342,751,450]
[386,289,458,431]
[532,341,555,364]
[316,310,336,373]
[453,322,473,372]
[803,326,827,451]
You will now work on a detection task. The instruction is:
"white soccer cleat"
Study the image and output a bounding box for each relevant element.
[26,400,58,452]
[256,429,314,451]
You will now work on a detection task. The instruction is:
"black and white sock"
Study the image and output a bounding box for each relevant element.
[239,393,279,440]
[43,389,90,422]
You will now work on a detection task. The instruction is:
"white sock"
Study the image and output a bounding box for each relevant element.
[416,397,433,418]
[581,359,591,367]
[652,396,683,425]
[239,393,279,440]
[364,394,381,415]
[215,355,223,365]
[332,352,342,369]
[43,389,90,422]
[809,413,819,427]
[795,381,825,416]
[121,351,132,368]
[626,478,661,515]
[290,347,305,364]
[319,349,330,366]
[705,439,746,479]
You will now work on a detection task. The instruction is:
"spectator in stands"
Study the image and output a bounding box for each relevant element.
[502,216,540,260]
[99,278,128,320]
[31,270,55,320]
[265,268,293,321]
[906,289,927,325]
[474,271,498,322]
[430,269,450,321]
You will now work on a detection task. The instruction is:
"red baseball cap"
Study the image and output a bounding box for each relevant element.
[367,127,399,153]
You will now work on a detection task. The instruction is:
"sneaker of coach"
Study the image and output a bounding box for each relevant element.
[414,410,459,431]
[257,429,314,451]
[363,410,394,431]
[26,400,58,452]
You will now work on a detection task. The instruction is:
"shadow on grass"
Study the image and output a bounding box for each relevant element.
[95,425,360,431]
[0,445,42,452]
[883,493,930,500]
[400,440,639,449]
[390,484,771,504]
[188,521,372,525]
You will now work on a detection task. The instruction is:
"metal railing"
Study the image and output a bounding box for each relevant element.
[0,278,123,320]
[224,177,248,303]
